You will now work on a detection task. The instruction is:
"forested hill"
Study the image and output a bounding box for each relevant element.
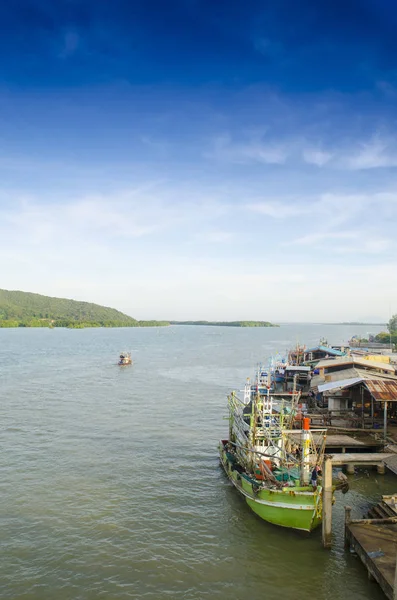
[0,289,168,328]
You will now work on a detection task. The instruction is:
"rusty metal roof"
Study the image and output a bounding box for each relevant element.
[364,380,397,401]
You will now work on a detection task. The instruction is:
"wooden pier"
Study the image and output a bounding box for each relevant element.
[330,452,394,474]
[344,500,397,600]
[321,453,395,548]
[324,433,383,453]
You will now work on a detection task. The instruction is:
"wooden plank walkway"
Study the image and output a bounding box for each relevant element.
[325,434,380,447]
[290,432,382,448]
[385,455,397,476]
[345,518,397,600]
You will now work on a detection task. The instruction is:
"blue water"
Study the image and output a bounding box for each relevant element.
[0,324,394,599]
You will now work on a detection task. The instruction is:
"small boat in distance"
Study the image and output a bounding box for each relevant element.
[118,352,132,366]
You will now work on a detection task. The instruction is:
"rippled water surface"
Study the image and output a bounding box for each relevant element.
[1,324,395,600]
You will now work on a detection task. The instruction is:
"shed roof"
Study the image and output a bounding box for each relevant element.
[306,346,346,356]
[315,356,396,373]
[318,377,363,393]
[364,380,397,402]
[311,367,397,393]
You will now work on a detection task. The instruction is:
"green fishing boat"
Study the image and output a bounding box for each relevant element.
[219,380,327,532]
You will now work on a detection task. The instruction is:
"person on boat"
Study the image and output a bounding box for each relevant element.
[293,445,301,460]
[311,465,320,489]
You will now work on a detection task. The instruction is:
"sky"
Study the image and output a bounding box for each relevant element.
[1,0,397,322]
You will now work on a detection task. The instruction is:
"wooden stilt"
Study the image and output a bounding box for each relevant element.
[377,463,386,475]
[322,455,333,548]
[344,505,352,548]
[394,549,397,600]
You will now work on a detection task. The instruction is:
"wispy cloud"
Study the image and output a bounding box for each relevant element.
[335,238,394,254]
[196,230,233,243]
[141,136,173,155]
[206,128,397,172]
[247,201,309,219]
[206,134,288,165]
[302,148,333,166]
[0,187,234,254]
[344,136,397,170]
[289,231,358,246]
[302,135,397,171]
[247,192,367,225]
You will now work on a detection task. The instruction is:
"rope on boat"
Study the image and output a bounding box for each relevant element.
[227,441,283,488]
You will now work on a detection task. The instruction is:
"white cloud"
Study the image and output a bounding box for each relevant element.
[344,137,397,170]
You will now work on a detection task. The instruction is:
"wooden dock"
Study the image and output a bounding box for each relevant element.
[321,453,394,549]
[330,452,394,474]
[325,433,381,448]
[344,499,397,600]
[385,455,397,476]
[384,447,397,476]
[291,432,383,452]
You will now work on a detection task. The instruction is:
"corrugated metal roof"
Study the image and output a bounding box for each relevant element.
[318,377,363,393]
[306,346,346,356]
[311,367,397,393]
[364,380,397,401]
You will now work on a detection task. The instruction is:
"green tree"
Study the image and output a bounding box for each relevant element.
[388,314,397,333]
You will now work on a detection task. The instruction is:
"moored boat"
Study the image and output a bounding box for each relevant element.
[219,381,328,532]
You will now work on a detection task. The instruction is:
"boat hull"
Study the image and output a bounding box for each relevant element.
[219,441,322,532]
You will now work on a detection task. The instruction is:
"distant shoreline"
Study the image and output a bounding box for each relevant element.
[169,321,278,327]
[322,322,386,326]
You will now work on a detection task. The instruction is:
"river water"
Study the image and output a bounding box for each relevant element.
[1,324,395,600]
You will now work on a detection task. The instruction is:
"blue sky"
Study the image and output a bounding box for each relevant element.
[1,0,397,321]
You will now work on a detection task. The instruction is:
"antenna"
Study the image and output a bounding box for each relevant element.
[389,302,392,352]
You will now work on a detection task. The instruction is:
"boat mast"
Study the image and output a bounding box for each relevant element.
[300,417,311,485]
[243,378,251,404]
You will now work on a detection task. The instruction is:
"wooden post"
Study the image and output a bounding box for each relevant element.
[322,455,333,549]
[384,401,388,441]
[377,462,386,475]
[394,549,397,600]
[344,505,352,549]
[346,463,355,475]
[361,386,364,429]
